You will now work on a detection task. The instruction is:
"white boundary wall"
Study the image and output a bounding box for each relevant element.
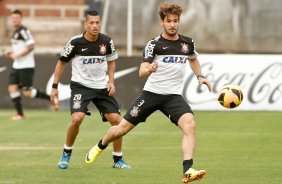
[183,54,282,111]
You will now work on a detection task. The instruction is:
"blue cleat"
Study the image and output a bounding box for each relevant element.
[112,159,132,170]
[58,152,71,169]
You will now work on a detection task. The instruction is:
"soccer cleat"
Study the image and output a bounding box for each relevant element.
[181,168,206,183]
[58,152,71,169]
[85,144,103,164]
[112,159,132,170]
[11,114,24,121]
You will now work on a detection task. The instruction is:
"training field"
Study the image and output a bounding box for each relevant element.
[0,109,281,184]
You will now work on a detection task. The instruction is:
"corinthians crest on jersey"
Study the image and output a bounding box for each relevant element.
[99,44,107,54]
[181,43,189,54]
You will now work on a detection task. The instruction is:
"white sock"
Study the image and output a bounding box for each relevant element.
[112,152,123,156]
[30,88,37,98]
[64,144,73,150]
[10,91,21,98]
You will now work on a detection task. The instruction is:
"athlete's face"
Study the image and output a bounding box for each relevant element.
[11,13,22,28]
[85,15,101,36]
[160,14,179,37]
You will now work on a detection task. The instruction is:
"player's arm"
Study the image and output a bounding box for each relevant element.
[50,60,66,104]
[189,58,212,92]
[107,60,116,96]
[9,44,34,60]
[140,40,158,78]
[139,61,158,78]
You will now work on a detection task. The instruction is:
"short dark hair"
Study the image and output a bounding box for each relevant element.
[11,9,23,16]
[159,2,183,20]
[85,10,100,20]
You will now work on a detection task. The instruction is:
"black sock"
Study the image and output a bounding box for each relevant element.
[113,155,122,163]
[35,89,50,100]
[63,148,72,155]
[12,96,23,116]
[183,159,193,174]
[97,139,108,150]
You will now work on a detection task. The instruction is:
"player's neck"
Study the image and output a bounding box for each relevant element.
[161,33,179,41]
[84,32,99,42]
[14,24,22,29]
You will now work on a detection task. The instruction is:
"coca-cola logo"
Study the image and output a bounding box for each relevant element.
[183,62,282,108]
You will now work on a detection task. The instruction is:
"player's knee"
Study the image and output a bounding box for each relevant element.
[188,120,196,129]
[114,126,128,138]
[8,85,18,93]
[179,117,196,131]
[107,113,122,125]
[71,113,84,126]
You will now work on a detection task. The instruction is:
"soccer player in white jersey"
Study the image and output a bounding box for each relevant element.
[50,10,131,170]
[4,9,51,120]
[85,2,212,183]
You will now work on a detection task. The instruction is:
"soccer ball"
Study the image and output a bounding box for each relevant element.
[217,84,243,109]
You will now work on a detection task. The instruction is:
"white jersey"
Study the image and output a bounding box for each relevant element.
[11,25,35,69]
[143,35,198,95]
[59,33,118,89]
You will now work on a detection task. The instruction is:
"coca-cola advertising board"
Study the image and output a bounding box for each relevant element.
[0,54,281,111]
[184,54,282,111]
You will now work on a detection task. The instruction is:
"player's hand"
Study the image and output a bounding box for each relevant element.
[107,82,115,96]
[50,88,59,104]
[4,50,12,58]
[10,52,20,60]
[198,77,212,92]
[149,62,158,73]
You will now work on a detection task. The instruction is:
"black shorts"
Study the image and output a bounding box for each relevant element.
[70,82,120,122]
[124,90,194,126]
[9,68,34,90]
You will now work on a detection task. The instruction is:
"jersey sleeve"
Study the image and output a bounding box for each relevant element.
[106,39,118,61]
[188,39,198,60]
[143,40,157,63]
[20,29,34,46]
[59,39,76,62]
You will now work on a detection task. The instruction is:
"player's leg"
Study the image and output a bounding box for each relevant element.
[19,68,52,107]
[105,112,132,169]
[161,95,206,183]
[58,112,85,169]
[85,90,156,165]
[58,112,86,169]
[8,69,24,120]
[85,119,135,164]
[93,89,132,169]
[178,114,206,183]
[23,88,50,100]
[58,83,90,169]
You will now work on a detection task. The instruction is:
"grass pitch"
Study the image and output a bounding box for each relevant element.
[0,109,281,184]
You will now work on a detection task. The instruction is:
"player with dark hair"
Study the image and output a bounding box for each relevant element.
[4,9,52,120]
[85,2,211,183]
[50,10,131,170]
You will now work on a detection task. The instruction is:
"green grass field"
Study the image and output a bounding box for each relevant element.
[0,109,282,184]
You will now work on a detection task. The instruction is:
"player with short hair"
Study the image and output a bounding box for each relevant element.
[85,2,211,183]
[4,9,52,120]
[50,10,131,170]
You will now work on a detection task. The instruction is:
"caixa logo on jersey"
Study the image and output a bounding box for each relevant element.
[182,55,282,111]
[163,56,188,63]
[82,57,106,64]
